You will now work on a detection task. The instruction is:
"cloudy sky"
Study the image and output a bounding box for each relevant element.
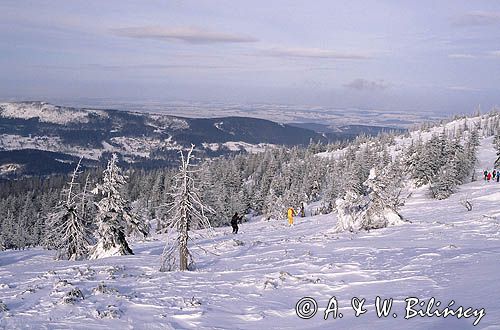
[1,0,500,114]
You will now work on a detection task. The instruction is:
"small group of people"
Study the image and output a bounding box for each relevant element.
[483,169,500,182]
[231,203,306,234]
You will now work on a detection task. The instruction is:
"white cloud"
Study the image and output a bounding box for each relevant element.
[112,26,258,44]
[448,54,476,59]
[488,50,500,57]
[447,86,480,92]
[262,47,370,60]
[344,78,390,91]
[454,11,500,27]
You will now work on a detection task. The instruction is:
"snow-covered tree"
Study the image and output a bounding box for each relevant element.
[45,159,92,260]
[431,162,457,200]
[335,165,405,232]
[404,131,477,199]
[335,190,366,232]
[467,128,480,181]
[90,154,148,259]
[264,187,286,220]
[429,136,476,199]
[494,132,500,168]
[362,166,405,228]
[160,145,213,271]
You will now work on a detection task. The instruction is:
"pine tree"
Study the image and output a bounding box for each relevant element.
[431,162,457,199]
[494,133,500,168]
[90,154,148,259]
[466,128,480,181]
[335,190,366,232]
[18,192,36,248]
[264,187,286,220]
[45,159,92,260]
[362,166,405,228]
[335,165,405,232]
[2,210,16,250]
[160,145,213,271]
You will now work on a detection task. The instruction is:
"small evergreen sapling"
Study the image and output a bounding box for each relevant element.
[90,154,148,259]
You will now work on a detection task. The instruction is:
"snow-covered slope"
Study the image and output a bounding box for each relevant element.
[1,138,499,329]
[317,114,486,160]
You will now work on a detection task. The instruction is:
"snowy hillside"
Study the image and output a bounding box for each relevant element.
[0,102,332,176]
[1,136,499,329]
[0,102,108,125]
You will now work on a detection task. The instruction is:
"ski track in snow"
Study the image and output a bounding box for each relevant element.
[1,139,500,329]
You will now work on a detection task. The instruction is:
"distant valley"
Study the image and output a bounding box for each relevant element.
[0,101,406,177]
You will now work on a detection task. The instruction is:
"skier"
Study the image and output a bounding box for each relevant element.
[487,172,492,181]
[484,170,488,180]
[494,170,497,179]
[287,207,298,226]
[300,202,305,217]
[231,212,243,234]
[497,173,499,183]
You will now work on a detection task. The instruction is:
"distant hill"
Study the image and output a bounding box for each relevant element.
[0,102,328,177]
[0,102,406,177]
[288,122,406,139]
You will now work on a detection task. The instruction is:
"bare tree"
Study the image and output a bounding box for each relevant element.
[160,145,213,271]
[45,158,92,260]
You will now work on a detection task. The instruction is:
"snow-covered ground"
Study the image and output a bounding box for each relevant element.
[0,102,108,125]
[1,138,500,329]
[0,134,180,162]
[318,115,487,161]
[202,141,277,154]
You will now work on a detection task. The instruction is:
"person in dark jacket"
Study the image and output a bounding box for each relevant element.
[231,212,243,234]
[484,170,488,180]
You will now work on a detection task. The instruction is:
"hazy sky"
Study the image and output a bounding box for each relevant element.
[1,0,500,114]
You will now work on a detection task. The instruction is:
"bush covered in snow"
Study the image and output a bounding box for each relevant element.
[335,167,406,232]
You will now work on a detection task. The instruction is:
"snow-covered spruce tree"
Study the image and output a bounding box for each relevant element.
[335,165,405,232]
[430,137,477,199]
[45,159,92,260]
[467,128,480,181]
[0,207,17,250]
[431,162,457,200]
[160,145,213,272]
[264,187,286,220]
[90,154,148,259]
[321,162,343,214]
[341,158,366,197]
[334,189,366,232]
[413,134,448,187]
[405,131,475,199]
[494,132,500,168]
[362,165,406,228]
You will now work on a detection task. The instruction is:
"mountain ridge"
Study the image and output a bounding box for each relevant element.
[0,101,404,177]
